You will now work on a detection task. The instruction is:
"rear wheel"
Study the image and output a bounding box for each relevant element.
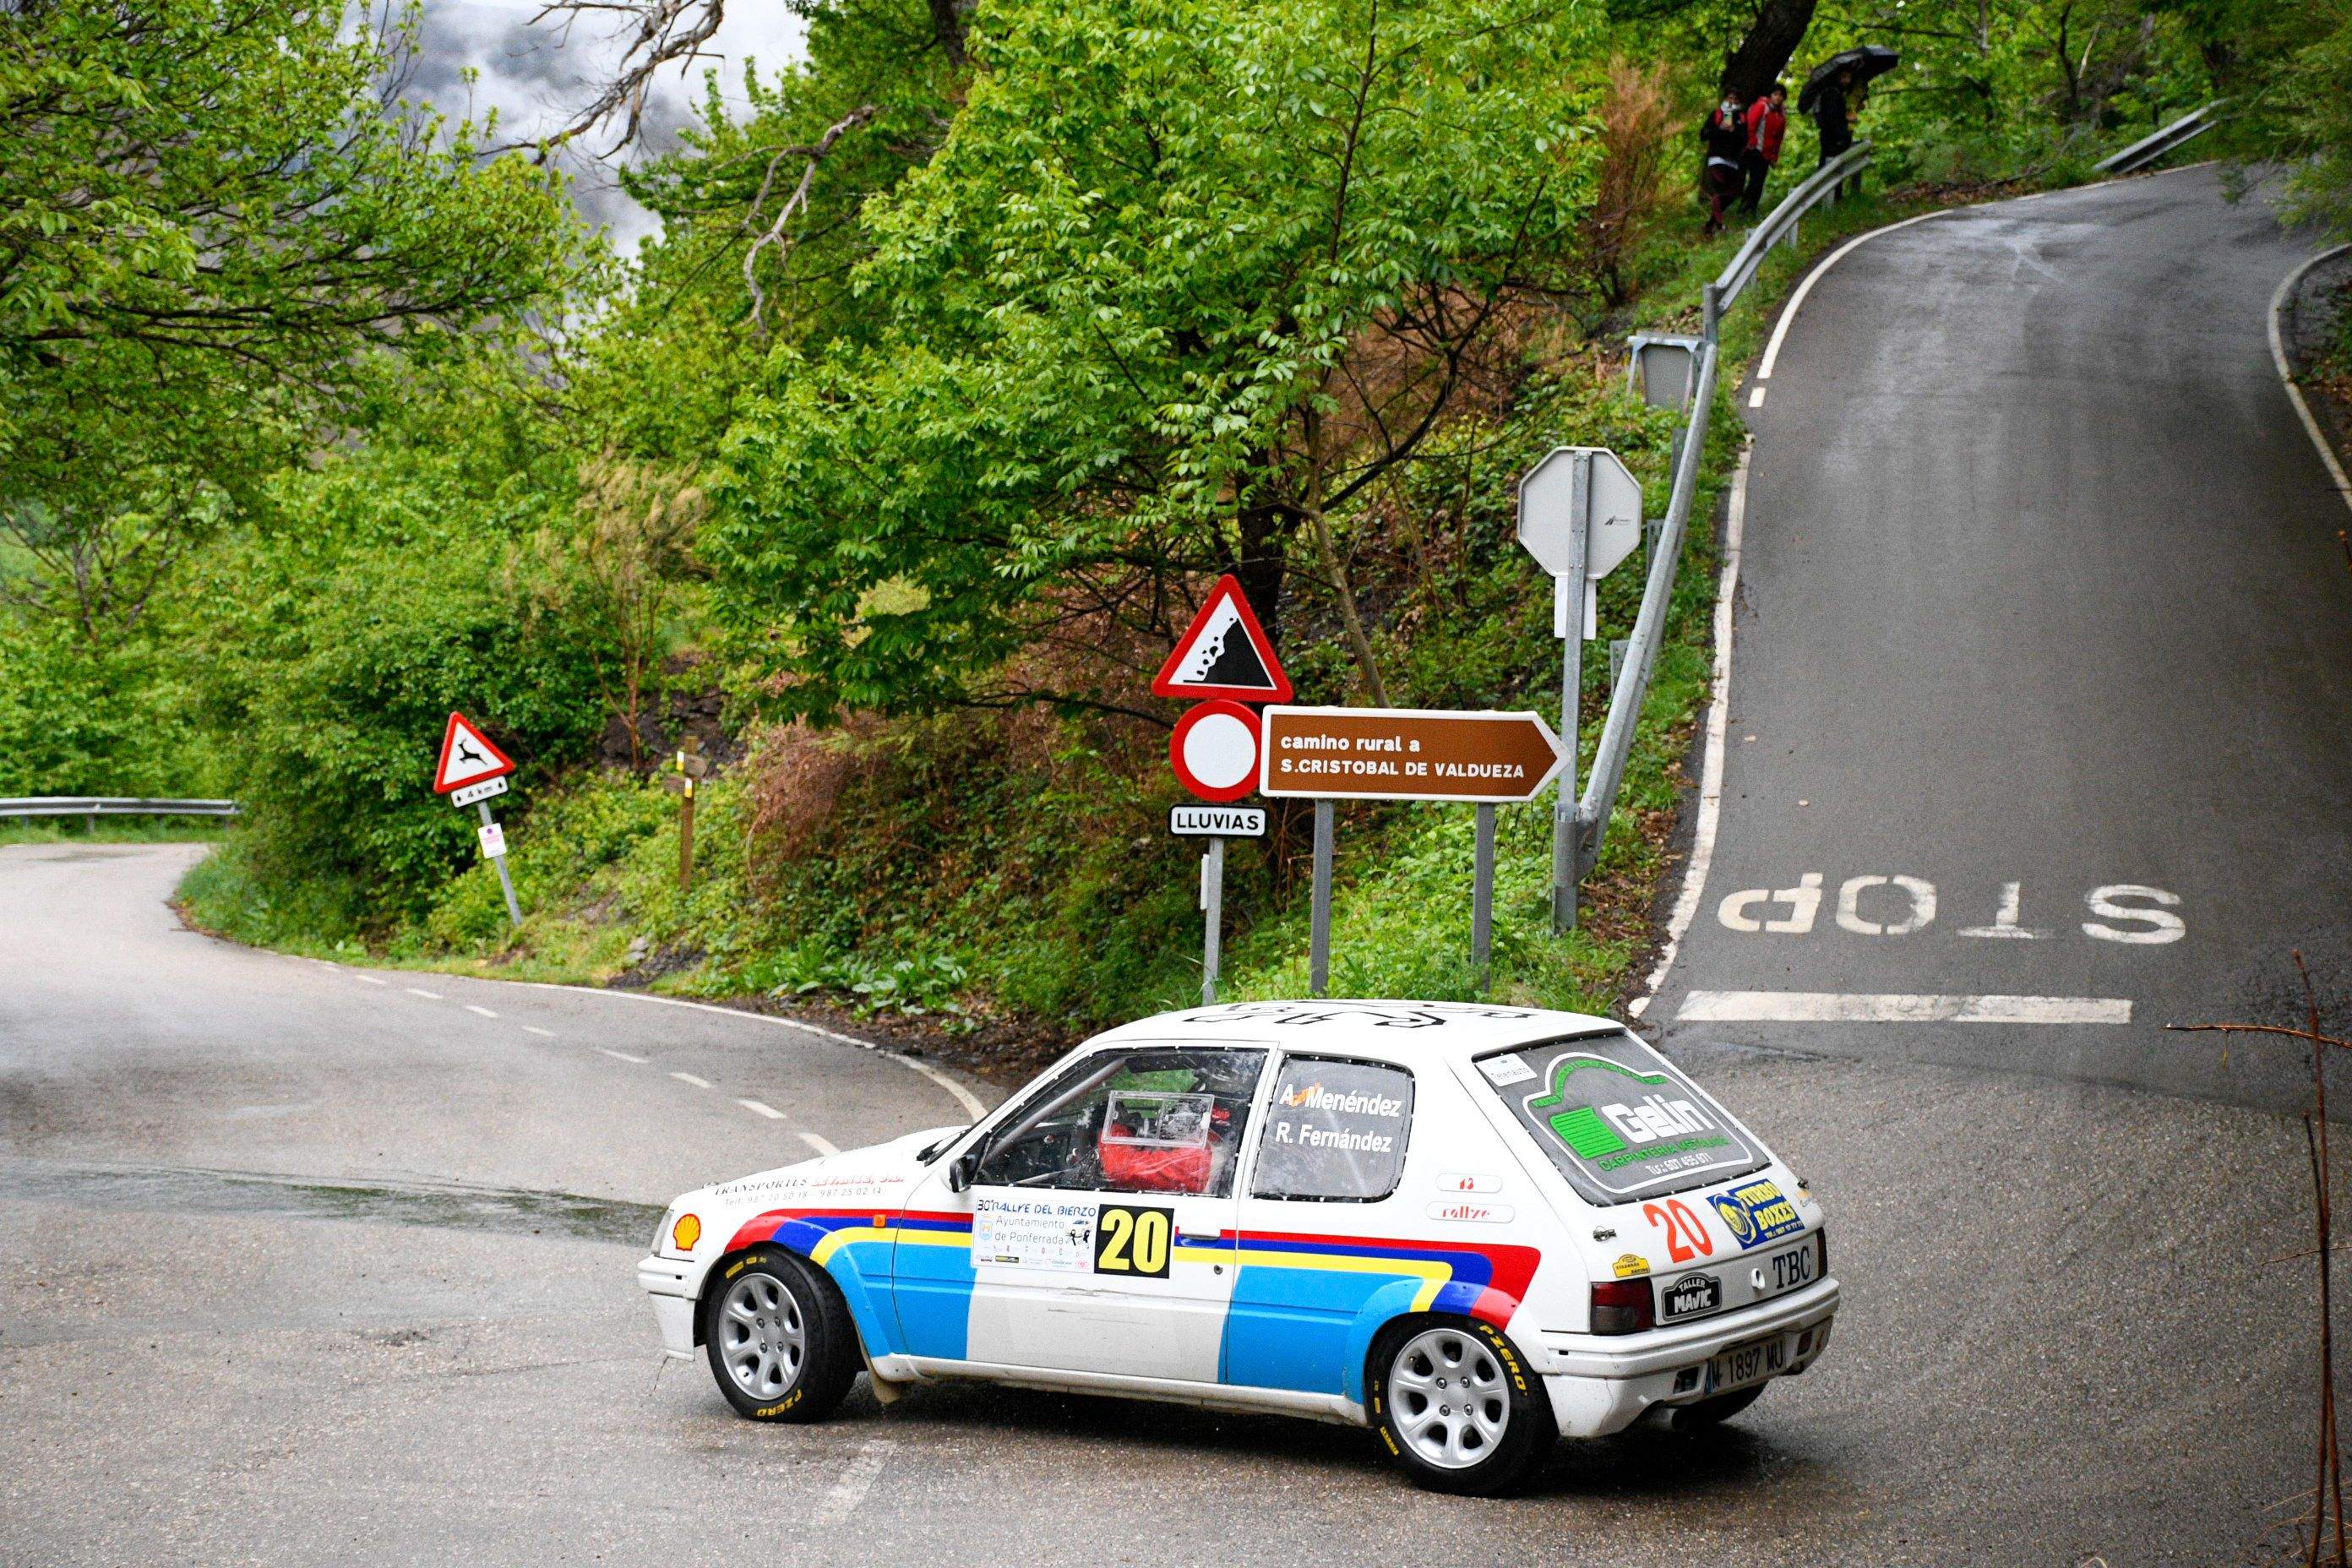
[701,1250,859,1422]
[1368,1318,1552,1495]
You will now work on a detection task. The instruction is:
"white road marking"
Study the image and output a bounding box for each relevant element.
[798,1131,841,1157]
[601,1049,647,1064]
[465,1004,498,1018]
[1959,881,2049,939]
[737,1098,786,1119]
[1679,990,2132,1025]
[405,988,444,1000]
[352,974,389,986]
[1748,384,1767,407]
[504,982,993,1120]
[883,1050,988,1120]
[1834,874,1936,936]
[2083,884,2186,945]
[2268,243,2352,517]
[1718,872,1823,934]
[670,1072,712,1089]
[1756,210,1952,381]
[521,1025,556,1038]
[1631,441,1752,1021]
[814,1438,898,1527]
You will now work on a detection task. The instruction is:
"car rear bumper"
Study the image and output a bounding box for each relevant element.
[1530,1276,1839,1436]
[638,1254,699,1359]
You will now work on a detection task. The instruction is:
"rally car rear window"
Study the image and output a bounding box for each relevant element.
[1473,1032,1767,1206]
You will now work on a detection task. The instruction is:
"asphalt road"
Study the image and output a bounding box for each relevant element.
[1644,165,2352,1115]
[3,840,2349,1565]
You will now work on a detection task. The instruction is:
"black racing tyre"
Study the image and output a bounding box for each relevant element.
[700,1249,860,1422]
[1665,1382,1766,1429]
[1366,1315,1554,1495]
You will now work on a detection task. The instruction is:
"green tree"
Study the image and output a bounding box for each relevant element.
[708,0,1602,724]
[0,0,591,645]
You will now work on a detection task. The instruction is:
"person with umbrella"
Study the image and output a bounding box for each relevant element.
[1801,46,1898,198]
[1698,87,1749,237]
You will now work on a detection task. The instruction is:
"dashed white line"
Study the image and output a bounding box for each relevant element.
[601,1049,647,1064]
[405,988,444,1000]
[737,1098,787,1119]
[1748,384,1767,407]
[814,1438,897,1526]
[1678,990,2132,1025]
[351,974,389,986]
[521,1026,556,1038]
[465,1004,498,1019]
[798,1131,841,1157]
[670,1072,712,1089]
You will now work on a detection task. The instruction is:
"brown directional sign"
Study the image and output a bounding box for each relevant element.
[1258,706,1566,803]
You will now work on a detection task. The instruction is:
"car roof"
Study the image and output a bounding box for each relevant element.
[1086,999,1625,1063]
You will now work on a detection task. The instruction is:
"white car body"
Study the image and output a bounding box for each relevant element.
[639,1000,1838,1439]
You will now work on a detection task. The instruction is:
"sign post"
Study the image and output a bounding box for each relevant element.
[1518,446,1643,934]
[1155,576,1292,1004]
[663,741,710,890]
[433,711,520,928]
[1259,705,1565,996]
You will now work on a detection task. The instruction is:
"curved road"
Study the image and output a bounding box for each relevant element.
[6,169,2352,1566]
[1648,165,2352,1114]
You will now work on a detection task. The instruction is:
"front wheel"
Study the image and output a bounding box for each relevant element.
[700,1250,859,1422]
[1367,1318,1553,1495]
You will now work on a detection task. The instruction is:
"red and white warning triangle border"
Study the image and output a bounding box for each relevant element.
[1152,574,1293,702]
[433,711,516,794]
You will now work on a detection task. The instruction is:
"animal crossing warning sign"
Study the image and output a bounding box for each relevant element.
[433,711,515,795]
[1152,575,1293,703]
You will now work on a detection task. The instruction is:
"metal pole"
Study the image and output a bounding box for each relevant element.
[1701,282,1722,344]
[1200,836,1223,1007]
[1310,799,1334,996]
[1471,803,1495,993]
[478,799,521,927]
[1550,452,1588,934]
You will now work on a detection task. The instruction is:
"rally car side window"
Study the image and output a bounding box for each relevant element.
[970,1047,1266,1197]
[1249,1056,1414,1202]
[1473,1031,1767,1206]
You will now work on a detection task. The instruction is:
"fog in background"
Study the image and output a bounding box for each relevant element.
[406,1,810,251]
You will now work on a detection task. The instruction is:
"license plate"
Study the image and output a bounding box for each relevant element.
[1705,1332,1791,1395]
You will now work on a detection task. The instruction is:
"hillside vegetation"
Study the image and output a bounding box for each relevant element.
[4,0,2320,1064]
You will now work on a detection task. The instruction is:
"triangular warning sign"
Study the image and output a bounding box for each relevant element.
[433,711,516,794]
[1152,574,1293,702]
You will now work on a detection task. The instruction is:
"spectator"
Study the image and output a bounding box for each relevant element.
[1699,90,1747,237]
[1740,83,1788,217]
[1810,65,1856,196]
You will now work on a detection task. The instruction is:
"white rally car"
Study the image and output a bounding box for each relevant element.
[638,1000,1837,1494]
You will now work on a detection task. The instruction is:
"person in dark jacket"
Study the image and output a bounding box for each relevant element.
[1739,83,1788,216]
[1699,90,1747,237]
[1810,66,1856,196]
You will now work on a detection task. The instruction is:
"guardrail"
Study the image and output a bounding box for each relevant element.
[2094,102,2221,176]
[1568,141,1871,896]
[0,797,239,819]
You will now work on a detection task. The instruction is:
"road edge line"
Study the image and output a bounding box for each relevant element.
[1755,208,1952,381]
[498,978,991,1120]
[1631,438,1751,1019]
[2268,242,2352,518]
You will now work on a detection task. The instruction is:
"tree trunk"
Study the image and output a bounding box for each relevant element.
[1720,0,1818,102]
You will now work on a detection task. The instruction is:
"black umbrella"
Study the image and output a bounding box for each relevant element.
[1798,46,1899,115]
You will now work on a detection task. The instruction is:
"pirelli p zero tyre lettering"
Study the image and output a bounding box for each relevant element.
[1366,1316,1552,1495]
[700,1250,861,1423]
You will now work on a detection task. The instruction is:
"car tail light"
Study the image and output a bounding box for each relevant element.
[1816,1227,1828,1275]
[1590,1278,1655,1336]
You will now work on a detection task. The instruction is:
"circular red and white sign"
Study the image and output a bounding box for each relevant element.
[1169,700,1261,803]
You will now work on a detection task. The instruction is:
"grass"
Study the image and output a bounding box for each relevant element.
[2,815,231,847]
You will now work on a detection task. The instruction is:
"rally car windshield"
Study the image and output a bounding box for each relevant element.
[1473,1032,1768,1206]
